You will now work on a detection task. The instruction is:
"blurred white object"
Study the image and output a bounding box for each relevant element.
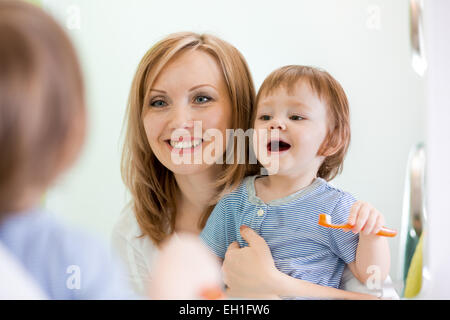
[0,242,47,300]
[149,233,223,300]
[422,0,450,299]
[410,0,427,76]
[340,265,399,299]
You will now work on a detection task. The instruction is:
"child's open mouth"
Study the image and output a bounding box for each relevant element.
[267,140,291,153]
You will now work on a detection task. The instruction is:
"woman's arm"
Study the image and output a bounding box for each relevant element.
[222,226,378,300]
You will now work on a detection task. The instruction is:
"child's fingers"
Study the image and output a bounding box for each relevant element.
[352,203,370,233]
[362,209,378,235]
[373,214,385,234]
[348,201,363,226]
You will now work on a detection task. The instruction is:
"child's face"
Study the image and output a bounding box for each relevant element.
[142,49,232,176]
[253,81,330,177]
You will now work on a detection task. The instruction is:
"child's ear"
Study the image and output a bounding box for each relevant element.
[318,132,342,157]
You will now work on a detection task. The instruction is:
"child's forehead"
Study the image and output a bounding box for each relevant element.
[257,81,324,110]
[262,78,320,96]
[257,95,309,111]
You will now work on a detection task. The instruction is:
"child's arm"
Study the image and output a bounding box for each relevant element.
[222,226,379,300]
[344,201,391,283]
[272,272,379,300]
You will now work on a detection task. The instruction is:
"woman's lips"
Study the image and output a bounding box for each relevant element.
[267,140,291,153]
[166,137,204,154]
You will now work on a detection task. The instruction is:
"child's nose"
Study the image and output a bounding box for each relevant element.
[269,119,286,130]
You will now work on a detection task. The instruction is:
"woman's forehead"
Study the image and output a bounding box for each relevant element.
[152,49,225,89]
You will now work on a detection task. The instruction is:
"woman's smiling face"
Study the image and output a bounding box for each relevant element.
[142,49,232,175]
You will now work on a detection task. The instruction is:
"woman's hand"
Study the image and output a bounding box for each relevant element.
[222,226,281,299]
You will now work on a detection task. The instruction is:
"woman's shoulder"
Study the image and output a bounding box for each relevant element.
[111,206,159,258]
[112,206,142,240]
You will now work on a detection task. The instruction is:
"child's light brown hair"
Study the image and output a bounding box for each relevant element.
[255,65,351,181]
[0,0,86,214]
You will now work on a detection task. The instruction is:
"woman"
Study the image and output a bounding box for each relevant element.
[112,32,381,299]
[112,32,257,296]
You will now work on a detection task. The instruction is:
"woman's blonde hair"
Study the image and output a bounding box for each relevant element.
[122,32,257,245]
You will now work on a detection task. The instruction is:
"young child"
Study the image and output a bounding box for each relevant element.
[200,65,391,298]
[0,0,134,299]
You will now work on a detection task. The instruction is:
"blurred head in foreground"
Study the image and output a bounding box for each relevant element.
[0,0,86,217]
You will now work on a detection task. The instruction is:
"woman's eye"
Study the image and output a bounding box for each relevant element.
[150,100,167,108]
[194,95,212,104]
[290,115,304,120]
[259,115,271,121]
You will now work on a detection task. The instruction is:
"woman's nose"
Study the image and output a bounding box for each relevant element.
[168,105,194,130]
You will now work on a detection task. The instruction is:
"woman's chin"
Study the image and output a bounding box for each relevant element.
[164,162,218,176]
[157,147,225,176]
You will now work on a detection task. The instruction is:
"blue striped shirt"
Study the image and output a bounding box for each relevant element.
[200,175,359,289]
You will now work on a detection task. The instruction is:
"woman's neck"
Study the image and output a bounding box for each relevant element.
[173,166,220,235]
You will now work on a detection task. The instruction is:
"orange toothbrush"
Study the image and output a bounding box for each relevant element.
[318,213,397,237]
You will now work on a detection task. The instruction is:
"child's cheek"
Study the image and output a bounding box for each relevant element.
[252,127,265,157]
[302,130,329,156]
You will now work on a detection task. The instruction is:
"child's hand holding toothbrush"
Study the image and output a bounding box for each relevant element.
[344,201,387,237]
[343,201,392,284]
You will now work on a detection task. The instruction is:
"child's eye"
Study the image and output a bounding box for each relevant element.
[290,115,304,121]
[194,95,212,104]
[150,99,168,108]
[259,115,271,121]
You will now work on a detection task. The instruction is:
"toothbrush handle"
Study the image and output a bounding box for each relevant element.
[376,227,397,237]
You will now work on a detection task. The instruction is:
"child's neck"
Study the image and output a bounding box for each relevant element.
[255,170,318,203]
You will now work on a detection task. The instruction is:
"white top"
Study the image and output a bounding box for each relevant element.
[111,209,161,297]
[111,209,399,299]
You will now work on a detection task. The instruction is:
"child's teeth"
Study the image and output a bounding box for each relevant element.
[170,139,202,149]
